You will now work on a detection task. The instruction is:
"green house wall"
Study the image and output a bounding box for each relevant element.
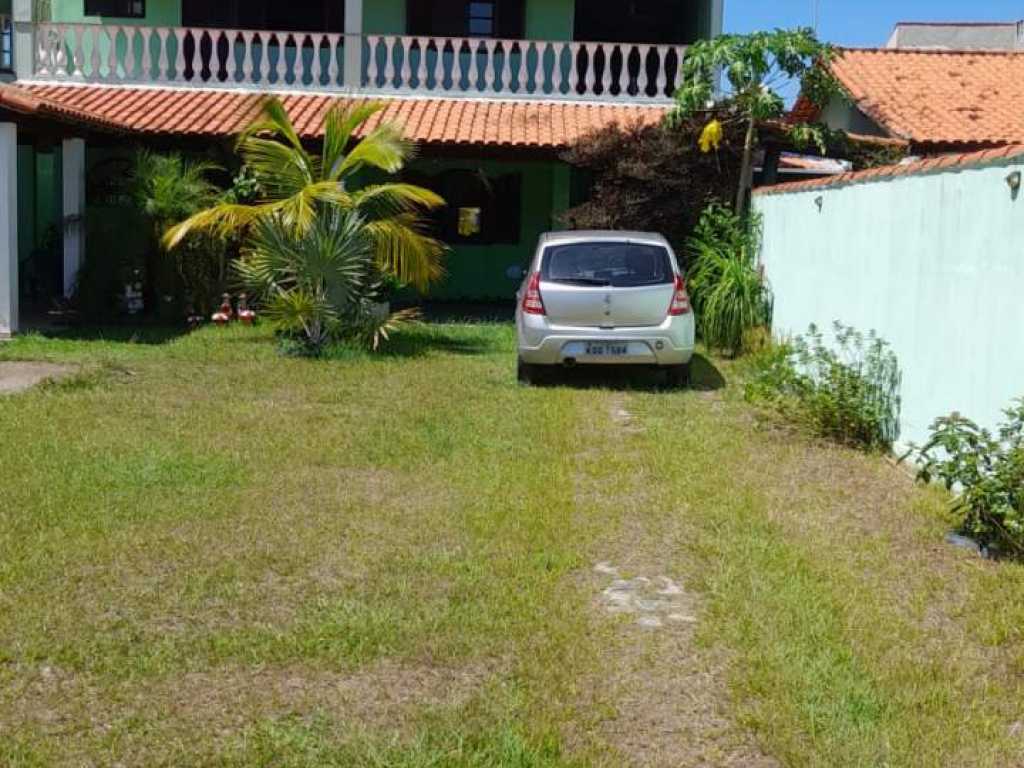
[411,157,571,301]
[51,0,182,24]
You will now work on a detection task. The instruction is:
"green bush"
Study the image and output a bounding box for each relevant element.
[906,401,1024,556]
[686,202,772,355]
[745,322,902,450]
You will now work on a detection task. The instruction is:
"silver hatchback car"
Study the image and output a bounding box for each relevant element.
[515,231,696,386]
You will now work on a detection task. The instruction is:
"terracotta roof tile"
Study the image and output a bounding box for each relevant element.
[755,144,1024,197]
[11,82,667,149]
[822,48,1024,147]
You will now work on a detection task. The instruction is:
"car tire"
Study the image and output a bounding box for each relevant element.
[518,357,542,386]
[665,363,691,389]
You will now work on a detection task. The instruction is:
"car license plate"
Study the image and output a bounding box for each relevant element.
[586,343,628,357]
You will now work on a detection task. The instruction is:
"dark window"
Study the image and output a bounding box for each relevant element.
[84,0,145,18]
[408,169,522,246]
[181,0,345,32]
[407,0,524,39]
[574,0,689,44]
[467,2,494,37]
[542,243,674,287]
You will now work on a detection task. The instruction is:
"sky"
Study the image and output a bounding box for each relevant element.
[725,0,1024,47]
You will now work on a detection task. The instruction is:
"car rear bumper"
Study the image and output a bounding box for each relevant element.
[517,314,695,366]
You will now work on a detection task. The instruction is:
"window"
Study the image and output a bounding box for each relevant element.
[407,169,522,246]
[181,0,345,32]
[467,1,495,37]
[542,243,674,287]
[84,0,145,18]
[407,0,524,39]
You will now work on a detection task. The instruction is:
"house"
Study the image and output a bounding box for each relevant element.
[886,20,1024,51]
[0,0,725,336]
[794,47,1024,154]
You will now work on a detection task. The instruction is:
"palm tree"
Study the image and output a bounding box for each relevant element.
[163,98,445,291]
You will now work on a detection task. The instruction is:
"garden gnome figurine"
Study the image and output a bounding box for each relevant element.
[212,294,233,326]
[237,293,256,325]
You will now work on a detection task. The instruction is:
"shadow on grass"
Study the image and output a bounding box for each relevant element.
[316,320,514,361]
[529,353,726,393]
[32,325,189,346]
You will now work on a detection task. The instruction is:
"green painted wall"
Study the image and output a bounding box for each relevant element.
[17,146,35,266]
[364,0,405,34]
[525,0,574,40]
[51,0,181,24]
[410,157,568,301]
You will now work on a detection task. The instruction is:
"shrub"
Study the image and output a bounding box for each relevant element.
[686,203,772,355]
[559,118,743,263]
[745,322,902,450]
[238,207,418,355]
[906,402,1024,556]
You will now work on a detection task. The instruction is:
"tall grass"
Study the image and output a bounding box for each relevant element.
[686,202,772,356]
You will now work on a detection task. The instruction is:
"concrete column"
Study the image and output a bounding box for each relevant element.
[343,0,364,89]
[709,0,724,38]
[61,138,86,299]
[12,0,34,82]
[0,123,18,338]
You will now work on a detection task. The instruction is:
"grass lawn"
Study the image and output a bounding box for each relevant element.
[2,322,1024,767]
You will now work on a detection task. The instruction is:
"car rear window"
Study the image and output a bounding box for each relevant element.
[541,242,674,287]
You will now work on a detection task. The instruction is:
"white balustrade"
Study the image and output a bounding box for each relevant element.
[32,23,684,101]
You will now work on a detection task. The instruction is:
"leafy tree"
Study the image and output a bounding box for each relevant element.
[165,98,445,291]
[671,28,838,213]
[129,151,226,312]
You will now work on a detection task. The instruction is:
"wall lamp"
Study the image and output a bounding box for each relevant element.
[814,195,824,212]
[1006,170,1022,200]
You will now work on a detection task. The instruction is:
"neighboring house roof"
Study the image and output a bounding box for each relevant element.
[795,48,1024,149]
[8,83,668,150]
[886,20,1024,50]
[754,143,1024,197]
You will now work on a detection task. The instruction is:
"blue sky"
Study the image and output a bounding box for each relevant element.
[725,0,1024,47]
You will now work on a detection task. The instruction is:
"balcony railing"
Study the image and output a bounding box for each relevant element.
[32,22,685,102]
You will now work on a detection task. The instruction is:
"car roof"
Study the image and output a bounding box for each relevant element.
[538,230,671,247]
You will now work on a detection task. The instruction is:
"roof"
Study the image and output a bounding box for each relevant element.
[0,84,126,134]
[754,143,1024,197]
[9,82,668,150]
[796,48,1024,148]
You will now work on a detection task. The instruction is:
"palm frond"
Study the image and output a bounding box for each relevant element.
[238,97,306,154]
[238,135,317,200]
[364,215,447,292]
[335,123,415,177]
[351,183,446,220]
[322,102,387,179]
[163,203,266,250]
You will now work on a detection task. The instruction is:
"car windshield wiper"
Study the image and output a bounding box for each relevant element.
[549,277,612,286]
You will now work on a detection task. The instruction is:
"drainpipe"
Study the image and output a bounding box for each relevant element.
[11,0,34,82]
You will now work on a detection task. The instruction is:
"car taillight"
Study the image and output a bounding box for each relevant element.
[521,271,546,315]
[669,274,691,315]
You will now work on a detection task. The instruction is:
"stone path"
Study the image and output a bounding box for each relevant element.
[0,362,75,395]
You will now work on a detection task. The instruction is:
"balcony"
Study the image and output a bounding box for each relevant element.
[30,22,686,102]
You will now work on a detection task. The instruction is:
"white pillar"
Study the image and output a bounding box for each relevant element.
[343,0,364,89]
[0,123,18,338]
[61,138,86,299]
[12,0,34,82]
